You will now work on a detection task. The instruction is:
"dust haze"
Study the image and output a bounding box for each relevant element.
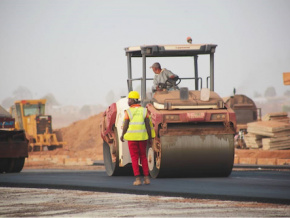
[1,0,290,127]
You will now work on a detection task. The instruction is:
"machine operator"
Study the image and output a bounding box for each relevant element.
[151,62,179,92]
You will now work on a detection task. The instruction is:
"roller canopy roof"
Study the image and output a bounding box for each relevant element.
[125,44,217,57]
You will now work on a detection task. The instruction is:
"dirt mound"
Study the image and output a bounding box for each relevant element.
[60,112,104,160]
[30,113,104,161]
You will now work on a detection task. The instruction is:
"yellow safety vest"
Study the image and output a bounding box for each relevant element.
[124,107,155,141]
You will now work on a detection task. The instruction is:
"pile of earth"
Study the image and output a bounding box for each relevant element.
[31,113,104,161]
[30,112,290,162]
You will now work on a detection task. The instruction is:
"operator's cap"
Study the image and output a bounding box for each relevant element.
[150,62,161,69]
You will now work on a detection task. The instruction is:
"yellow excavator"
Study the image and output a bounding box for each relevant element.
[10,99,66,151]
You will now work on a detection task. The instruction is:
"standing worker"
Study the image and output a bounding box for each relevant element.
[120,91,155,186]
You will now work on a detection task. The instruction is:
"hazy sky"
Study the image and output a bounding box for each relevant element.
[1,0,290,106]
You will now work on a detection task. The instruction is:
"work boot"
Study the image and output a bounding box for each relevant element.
[143,176,150,185]
[133,176,142,186]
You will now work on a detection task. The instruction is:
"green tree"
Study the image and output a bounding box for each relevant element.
[282,105,290,112]
[1,97,14,109]
[284,90,290,97]
[13,86,33,100]
[106,90,116,105]
[253,91,262,98]
[264,87,276,98]
[41,93,60,106]
[80,105,91,118]
[1,86,33,109]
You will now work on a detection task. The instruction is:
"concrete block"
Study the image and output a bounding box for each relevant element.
[234,157,239,164]
[76,158,94,166]
[239,158,257,165]
[64,158,79,166]
[40,155,52,160]
[28,155,41,161]
[51,157,65,165]
[86,158,94,165]
[277,159,290,166]
[56,155,70,159]
[257,158,277,165]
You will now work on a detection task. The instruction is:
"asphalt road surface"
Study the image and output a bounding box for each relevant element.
[0,169,290,204]
[1,187,290,217]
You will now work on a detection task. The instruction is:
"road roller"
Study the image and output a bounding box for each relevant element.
[100,43,237,178]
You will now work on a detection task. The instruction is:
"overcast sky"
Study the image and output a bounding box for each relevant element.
[1,0,289,106]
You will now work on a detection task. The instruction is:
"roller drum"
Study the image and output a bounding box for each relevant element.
[148,134,234,178]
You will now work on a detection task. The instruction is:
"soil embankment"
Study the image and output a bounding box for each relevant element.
[24,113,104,169]
[24,113,290,169]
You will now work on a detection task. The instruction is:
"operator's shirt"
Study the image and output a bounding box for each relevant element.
[152,68,177,91]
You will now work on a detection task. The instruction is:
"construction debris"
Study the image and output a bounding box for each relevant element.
[262,112,290,123]
[245,114,290,150]
[244,133,263,149]
[262,136,290,150]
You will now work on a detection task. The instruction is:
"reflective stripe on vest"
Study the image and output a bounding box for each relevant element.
[149,115,156,138]
[124,107,148,141]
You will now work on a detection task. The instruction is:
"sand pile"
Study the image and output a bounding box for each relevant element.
[59,112,104,160]
[31,113,104,161]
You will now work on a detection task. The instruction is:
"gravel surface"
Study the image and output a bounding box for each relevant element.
[0,187,289,217]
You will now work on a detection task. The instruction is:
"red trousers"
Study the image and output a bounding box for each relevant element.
[128,140,149,176]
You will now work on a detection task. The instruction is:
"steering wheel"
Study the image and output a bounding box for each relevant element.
[158,77,181,90]
[171,77,181,85]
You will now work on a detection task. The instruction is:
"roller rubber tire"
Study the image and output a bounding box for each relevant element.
[103,128,133,176]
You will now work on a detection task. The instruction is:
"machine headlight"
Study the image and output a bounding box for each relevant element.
[211,114,226,120]
[164,115,180,121]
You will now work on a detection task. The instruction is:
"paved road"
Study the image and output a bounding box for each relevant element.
[0,169,289,204]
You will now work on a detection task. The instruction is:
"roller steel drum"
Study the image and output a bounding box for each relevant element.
[147,134,234,178]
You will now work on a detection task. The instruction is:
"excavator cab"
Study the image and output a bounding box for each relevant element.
[101,43,237,178]
[11,101,45,130]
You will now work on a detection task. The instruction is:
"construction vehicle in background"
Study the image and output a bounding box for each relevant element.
[223,94,261,132]
[0,105,28,173]
[223,94,261,148]
[10,99,66,151]
[100,43,237,178]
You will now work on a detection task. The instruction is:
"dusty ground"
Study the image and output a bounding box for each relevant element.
[1,187,290,217]
[4,113,290,217]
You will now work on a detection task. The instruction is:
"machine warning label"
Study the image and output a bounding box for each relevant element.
[187,112,205,121]
[0,118,15,128]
